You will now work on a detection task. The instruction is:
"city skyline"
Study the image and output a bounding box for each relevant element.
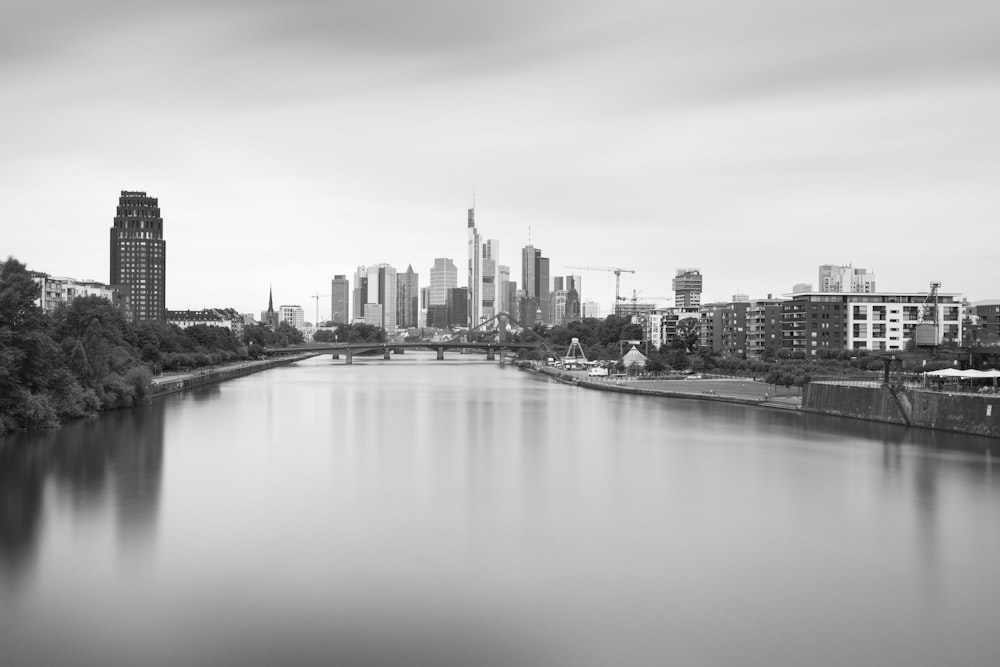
[3,1,998,317]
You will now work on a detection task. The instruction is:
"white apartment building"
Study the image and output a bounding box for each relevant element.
[279,304,305,330]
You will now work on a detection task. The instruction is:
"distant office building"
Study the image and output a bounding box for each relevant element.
[364,263,397,330]
[426,304,448,329]
[481,238,499,325]
[551,289,568,326]
[447,287,469,328]
[279,304,305,330]
[497,265,510,315]
[110,190,166,321]
[732,293,749,303]
[792,283,812,294]
[583,302,602,319]
[566,275,581,323]
[419,286,430,328]
[521,244,550,325]
[397,265,419,329]
[352,266,368,322]
[467,208,482,327]
[818,264,876,293]
[519,297,542,328]
[330,275,349,324]
[672,268,702,309]
[506,283,520,323]
[429,258,457,307]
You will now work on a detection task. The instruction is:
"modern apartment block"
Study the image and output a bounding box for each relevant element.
[781,291,963,355]
[967,301,1000,346]
[746,296,785,358]
[330,275,349,324]
[109,190,166,321]
[720,301,751,358]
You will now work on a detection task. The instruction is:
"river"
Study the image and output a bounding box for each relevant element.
[2,352,999,666]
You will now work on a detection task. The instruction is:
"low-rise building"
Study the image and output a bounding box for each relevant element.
[31,272,132,319]
[165,308,244,335]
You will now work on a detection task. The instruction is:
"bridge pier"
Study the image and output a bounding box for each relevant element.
[486,348,495,361]
[346,350,353,365]
[383,348,391,360]
[436,348,444,360]
[499,348,506,366]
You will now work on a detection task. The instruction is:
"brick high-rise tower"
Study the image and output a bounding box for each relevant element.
[110,190,166,321]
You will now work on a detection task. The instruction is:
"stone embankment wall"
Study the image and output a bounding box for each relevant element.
[150,355,317,398]
[803,383,1000,438]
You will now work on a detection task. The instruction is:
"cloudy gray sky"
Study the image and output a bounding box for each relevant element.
[3,0,998,318]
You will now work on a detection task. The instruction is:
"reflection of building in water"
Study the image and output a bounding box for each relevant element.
[0,403,166,580]
[110,406,165,545]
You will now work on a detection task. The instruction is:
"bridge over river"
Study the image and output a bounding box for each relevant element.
[265,339,544,364]
[264,312,551,365]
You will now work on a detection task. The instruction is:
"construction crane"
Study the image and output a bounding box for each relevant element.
[311,293,331,327]
[916,281,942,349]
[565,266,635,305]
[626,290,670,308]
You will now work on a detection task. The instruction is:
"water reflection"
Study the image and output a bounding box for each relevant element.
[3,357,1000,666]
[0,405,164,584]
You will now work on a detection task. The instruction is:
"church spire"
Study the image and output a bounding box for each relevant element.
[266,283,276,330]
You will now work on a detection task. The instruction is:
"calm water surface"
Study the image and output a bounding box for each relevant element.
[2,353,999,666]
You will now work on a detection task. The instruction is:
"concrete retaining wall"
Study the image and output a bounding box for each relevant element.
[150,355,316,398]
[803,383,1000,438]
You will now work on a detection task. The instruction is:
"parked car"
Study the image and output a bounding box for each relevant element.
[684,374,703,380]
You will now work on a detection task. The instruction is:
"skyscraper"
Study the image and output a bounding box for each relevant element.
[497,264,510,315]
[481,238,499,324]
[429,258,457,307]
[467,207,481,327]
[521,244,550,325]
[330,275,349,324]
[352,266,368,322]
[110,190,165,321]
[397,264,419,329]
[364,263,397,330]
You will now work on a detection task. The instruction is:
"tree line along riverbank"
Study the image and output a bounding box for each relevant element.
[0,257,307,436]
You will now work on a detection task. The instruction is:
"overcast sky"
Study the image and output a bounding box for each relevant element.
[3,0,998,319]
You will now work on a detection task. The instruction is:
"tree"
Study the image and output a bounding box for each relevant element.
[676,318,700,353]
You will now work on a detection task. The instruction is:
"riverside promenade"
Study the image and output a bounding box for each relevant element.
[150,353,319,397]
[531,365,802,410]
